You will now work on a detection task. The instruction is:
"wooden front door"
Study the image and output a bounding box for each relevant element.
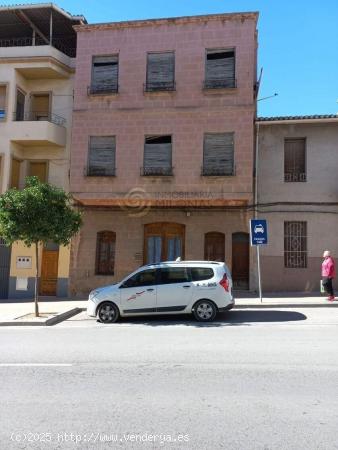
[232,232,249,290]
[40,249,59,296]
[144,222,185,264]
[29,161,47,182]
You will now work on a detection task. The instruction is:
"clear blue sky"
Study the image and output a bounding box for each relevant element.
[4,0,338,117]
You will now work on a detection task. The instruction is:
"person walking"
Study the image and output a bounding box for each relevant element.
[322,250,335,301]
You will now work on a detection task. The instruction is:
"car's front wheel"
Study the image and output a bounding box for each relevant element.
[193,299,217,322]
[97,302,120,324]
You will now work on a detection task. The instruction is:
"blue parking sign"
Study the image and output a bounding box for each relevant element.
[250,219,268,246]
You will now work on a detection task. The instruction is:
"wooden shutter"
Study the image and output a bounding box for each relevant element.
[284,138,306,182]
[146,52,175,90]
[205,49,235,88]
[203,133,234,175]
[204,232,225,261]
[88,136,116,176]
[92,56,118,92]
[0,85,6,119]
[144,136,172,174]
[10,159,21,189]
[96,231,116,275]
[29,162,47,182]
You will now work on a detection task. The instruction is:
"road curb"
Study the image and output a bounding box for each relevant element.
[0,308,83,327]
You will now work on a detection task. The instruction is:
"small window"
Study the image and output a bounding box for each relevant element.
[191,267,214,281]
[96,231,116,275]
[284,221,307,268]
[90,55,118,94]
[146,52,175,91]
[203,133,234,176]
[0,85,7,120]
[284,138,306,182]
[143,135,172,176]
[122,269,157,288]
[205,49,235,89]
[88,136,116,176]
[159,267,190,285]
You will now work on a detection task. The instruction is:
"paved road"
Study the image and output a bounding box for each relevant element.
[1,308,338,449]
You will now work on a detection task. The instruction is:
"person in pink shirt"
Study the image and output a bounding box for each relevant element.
[322,250,336,301]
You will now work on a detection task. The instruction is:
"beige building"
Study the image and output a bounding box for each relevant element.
[257,115,338,292]
[0,4,86,299]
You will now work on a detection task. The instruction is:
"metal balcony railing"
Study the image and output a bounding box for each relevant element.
[86,166,116,177]
[284,172,307,182]
[144,81,176,92]
[0,36,76,57]
[203,78,237,89]
[88,84,118,95]
[141,166,174,176]
[201,165,236,176]
[13,111,66,127]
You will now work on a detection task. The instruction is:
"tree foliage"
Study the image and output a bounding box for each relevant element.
[0,177,82,247]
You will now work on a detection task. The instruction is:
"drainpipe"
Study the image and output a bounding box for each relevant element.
[49,10,53,46]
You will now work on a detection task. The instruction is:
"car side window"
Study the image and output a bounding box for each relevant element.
[159,267,190,285]
[191,267,214,281]
[121,269,157,288]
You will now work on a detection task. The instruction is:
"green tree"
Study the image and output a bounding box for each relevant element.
[0,177,82,317]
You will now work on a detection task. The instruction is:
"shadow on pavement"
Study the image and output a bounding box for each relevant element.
[112,310,307,328]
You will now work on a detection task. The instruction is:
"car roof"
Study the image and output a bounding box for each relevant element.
[140,261,225,269]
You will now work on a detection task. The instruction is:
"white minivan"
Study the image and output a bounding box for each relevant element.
[87,261,234,323]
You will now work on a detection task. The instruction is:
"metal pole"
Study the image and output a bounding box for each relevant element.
[257,245,262,303]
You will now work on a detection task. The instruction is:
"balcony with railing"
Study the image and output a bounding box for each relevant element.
[203,78,237,90]
[88,84,119,96]
[11,110,67,147]
[144,81,176,93]
[201,165,236,177]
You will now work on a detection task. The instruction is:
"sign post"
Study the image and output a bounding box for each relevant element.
[250,219,268,303]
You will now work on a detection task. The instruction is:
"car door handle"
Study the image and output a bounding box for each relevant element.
[182,285,191,288]
[146,288,155,292]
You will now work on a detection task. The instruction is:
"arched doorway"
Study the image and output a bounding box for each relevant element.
[232,232,249,289]
[144,223,185,264]
[204,232,225,261]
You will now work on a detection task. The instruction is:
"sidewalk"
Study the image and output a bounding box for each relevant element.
[0,299,87,326]
[235,294,338,308]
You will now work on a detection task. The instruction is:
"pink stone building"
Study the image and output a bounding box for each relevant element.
[70,12,259,297]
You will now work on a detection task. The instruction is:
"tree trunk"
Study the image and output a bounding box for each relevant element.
[34,242,39,317]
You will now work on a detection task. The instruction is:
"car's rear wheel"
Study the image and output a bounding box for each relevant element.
[97,302,119,324]
[193,299,217,322]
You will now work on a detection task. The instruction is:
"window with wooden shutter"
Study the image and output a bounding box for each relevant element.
[0,85,7,120]
[146,52,175,91]
[202,133,235,176]
[284,221,307,268]
[88,136,116,176]
[284,138,306,182]
[90,55,118,94]
[204,232,225,262]
[96,231,116,275]
[143,135,173,176]
[205,49,236,89]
